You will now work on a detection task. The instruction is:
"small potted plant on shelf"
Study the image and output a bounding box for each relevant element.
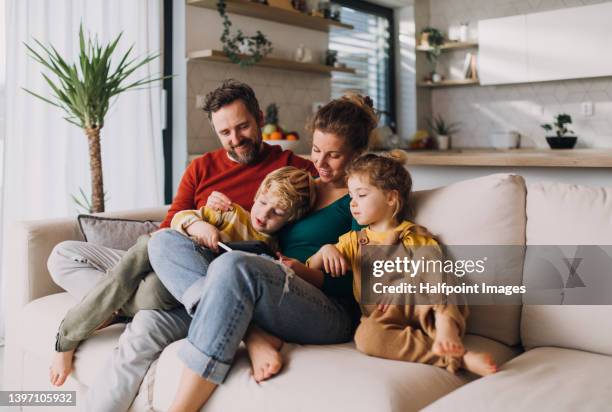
[541,113,577,149]
[427,114,460,150]
[420,27,444,83]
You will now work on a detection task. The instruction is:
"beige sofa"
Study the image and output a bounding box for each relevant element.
[4,173,612,411]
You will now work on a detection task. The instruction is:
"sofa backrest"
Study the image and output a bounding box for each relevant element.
[521,181,612,356]
[411,173,527,346]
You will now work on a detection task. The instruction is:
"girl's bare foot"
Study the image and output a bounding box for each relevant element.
[245,327,283,383]
[49,349,75,386]
[432,313,465,357]
[463,351,498,376]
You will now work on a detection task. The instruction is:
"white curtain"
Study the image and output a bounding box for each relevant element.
[0,0,165,339]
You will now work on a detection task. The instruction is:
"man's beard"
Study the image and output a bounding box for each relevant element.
[228,139,261,164]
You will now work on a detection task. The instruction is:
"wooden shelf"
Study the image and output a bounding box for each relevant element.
[418,79,479,88]
[416,41,478,52]
[188,49,356,75]
[397,148,612,168]
[188,0,353,32]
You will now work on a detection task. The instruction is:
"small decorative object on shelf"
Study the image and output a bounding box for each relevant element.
[262,103,300,151]
[294,44,313,63]
[459,22,470,42]
[541,113,578,149]
[291,0,307,12]
[268,0,296,12]
[325,49,338,66]
[217,0,273,67]
[408,130,437,150]
[427,114,460,150]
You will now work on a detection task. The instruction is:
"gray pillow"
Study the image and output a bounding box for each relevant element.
[77,215,161,251]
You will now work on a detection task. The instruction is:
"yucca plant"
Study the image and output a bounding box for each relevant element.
[24,24,167,213]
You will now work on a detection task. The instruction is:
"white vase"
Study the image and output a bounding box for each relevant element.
[432,72,442,83]
[437,135,450,150]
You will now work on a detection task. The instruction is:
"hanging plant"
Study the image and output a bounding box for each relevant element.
[217,0,273,68]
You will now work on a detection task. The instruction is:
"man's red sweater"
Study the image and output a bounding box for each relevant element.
[160,143,317,228]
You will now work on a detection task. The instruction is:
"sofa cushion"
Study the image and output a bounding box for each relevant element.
[18,292,126,386]
[78,214,160,251]
[422,347,612,412]
[412,174,527,346]
[523,181,612,355]
[150,335,518,412]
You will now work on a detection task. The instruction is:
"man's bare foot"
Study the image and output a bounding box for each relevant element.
[432,313,465,357]
[49,349,75,386]
[245,327,283,383]
[463,351,498,376]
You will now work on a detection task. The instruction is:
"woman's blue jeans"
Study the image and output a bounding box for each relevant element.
[148,229,354,384]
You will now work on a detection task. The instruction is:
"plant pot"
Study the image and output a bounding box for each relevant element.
[437,135,451,150]
[432,72,442,83]
[546,136,577,149]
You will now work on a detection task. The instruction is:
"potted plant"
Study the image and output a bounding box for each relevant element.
[427,114,459,150]
[420,27,444,82]
[541,113,577,149]
[24,25,168,213]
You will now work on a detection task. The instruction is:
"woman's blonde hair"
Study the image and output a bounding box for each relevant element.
[307,93,378,154]
[255,167,316,222]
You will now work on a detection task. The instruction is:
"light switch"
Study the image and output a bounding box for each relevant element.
[581,102,594,117]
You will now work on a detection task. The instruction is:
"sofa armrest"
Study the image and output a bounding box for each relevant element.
[4,206,169,313]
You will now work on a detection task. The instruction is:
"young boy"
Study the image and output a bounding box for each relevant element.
[50,166,316,386]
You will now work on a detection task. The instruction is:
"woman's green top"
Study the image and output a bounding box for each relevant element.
[278,194,361,298]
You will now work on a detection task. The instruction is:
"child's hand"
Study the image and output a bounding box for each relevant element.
[277,253,301,271]
[376,294,395,313]
[206,191,232,212]
[320,245,348,277]
[186,221,221,252]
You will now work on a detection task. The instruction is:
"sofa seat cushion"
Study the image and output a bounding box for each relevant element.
[151,335,519,412]
[17,292,127,386]
[412,173,527,346]
[422,347,612,412]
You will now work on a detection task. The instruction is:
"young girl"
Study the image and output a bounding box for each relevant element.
[308,152,498,376]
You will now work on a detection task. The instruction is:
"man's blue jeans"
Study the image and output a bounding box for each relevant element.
[148,229,355,384]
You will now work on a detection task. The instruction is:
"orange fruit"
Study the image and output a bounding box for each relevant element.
[262,133,270,140]
[270,131,283,140]
[286,134,298,141]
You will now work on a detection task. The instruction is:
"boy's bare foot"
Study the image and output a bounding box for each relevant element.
[463,351,498,376]
[432,313,465,357]
[49,349,75,386]
[245,327,283,383]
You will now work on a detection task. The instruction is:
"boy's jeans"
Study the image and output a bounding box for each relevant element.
[149,229,355,384]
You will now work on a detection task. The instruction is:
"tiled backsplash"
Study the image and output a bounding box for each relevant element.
[187,61,330,156]
[428,0,612,148]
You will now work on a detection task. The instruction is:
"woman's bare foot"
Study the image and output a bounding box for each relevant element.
[49,349,75,386]
[245,327,283,383]
[463,351,498,376]
[432,313,465,357]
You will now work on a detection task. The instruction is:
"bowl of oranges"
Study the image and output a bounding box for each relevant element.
[261,103,301,151]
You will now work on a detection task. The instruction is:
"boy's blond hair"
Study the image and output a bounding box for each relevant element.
[254,167,316,222]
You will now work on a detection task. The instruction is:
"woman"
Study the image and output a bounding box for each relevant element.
[148,94,378,411]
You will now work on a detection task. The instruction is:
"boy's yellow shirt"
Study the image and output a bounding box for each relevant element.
[171,203,279,253]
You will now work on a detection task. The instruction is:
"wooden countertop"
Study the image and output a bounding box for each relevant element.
[396,148,612,168]
[190,148,612,168]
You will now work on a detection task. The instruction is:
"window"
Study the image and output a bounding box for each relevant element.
[330,0,396,129]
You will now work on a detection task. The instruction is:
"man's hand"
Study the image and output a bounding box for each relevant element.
[206,191,232,212]
[186,221,221,252]
[320,245,348,277]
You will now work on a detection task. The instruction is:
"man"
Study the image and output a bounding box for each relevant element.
[47,79,315,411]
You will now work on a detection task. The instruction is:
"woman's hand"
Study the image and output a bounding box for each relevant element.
[206,191,232,212]
[319,245,348,277]
[186,221,221,252]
